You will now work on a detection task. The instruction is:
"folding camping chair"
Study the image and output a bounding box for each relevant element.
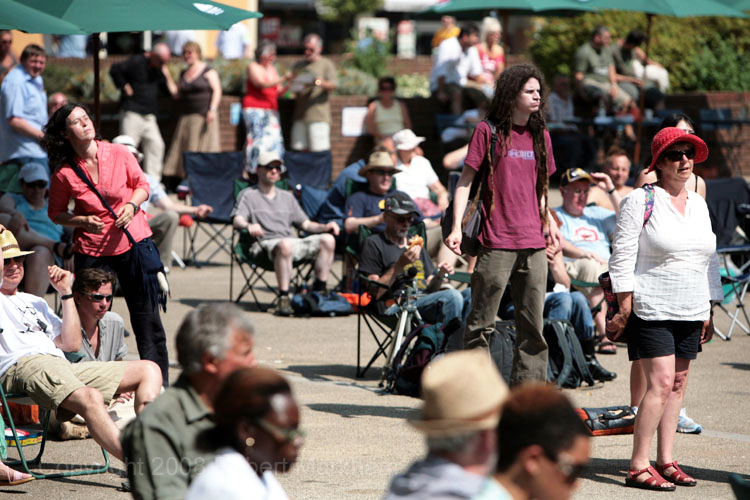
[283,150,332,190]
[0,386,109,479]
[714,244,750,340]
[182,151,245,267]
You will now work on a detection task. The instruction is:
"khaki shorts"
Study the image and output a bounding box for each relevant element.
[564,258,608,296]
[0,354,127,419]
[252,234,325,262]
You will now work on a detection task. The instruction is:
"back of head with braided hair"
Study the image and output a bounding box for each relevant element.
[484,63,550,225]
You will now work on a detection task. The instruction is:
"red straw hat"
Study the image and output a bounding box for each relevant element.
[648,127,708,172]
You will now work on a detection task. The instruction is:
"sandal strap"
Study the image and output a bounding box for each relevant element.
[657,461,693,483]
[629,465,672,487]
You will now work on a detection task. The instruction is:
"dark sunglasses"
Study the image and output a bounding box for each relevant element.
[4,255,26,265]
[86,293,114,303]
[549,451,587,485]
[24,181,47,189]
[662,148,696,162]
[389,214,413,224]
[261,163,283,172]
[371,169,395,177]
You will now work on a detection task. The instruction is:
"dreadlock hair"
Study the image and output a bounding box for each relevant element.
[485,63,550,225]
[42,103,101,173]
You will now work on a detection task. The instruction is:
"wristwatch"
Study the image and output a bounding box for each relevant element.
[607,187,616,195]
[127,201,140,214]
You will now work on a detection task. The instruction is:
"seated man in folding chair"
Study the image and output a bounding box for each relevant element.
[0,229,163,463]
[232,149,340,316]
[554,168,622,354]
[359,192,470,325]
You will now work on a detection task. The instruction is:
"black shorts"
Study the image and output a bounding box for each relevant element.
[627,314,703,361]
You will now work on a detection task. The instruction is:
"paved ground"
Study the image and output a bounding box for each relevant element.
[3,210,750,499]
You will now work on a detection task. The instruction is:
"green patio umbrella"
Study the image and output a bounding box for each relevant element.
[2,0,262,126]
[424,0,596,15]
[0,0,84,34]
[585,0,747,163]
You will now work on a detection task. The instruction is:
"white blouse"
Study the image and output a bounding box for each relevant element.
[609,186,723,321]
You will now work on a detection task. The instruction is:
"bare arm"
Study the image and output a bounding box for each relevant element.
[50,266,82,352]
[444,165,476,254]
[344,213,384,234]
[400,101,412,131]
[205,68,222,124]
[300,219,340,236]
[162,65,178,97]
[8,116,44,142]
[428,180,450,211]
[365,101,378,137]
[154,196,213,218]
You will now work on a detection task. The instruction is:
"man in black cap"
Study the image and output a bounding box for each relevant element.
[358,192,470,325]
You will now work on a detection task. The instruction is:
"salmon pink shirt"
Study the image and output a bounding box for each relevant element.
[48,141,152,257]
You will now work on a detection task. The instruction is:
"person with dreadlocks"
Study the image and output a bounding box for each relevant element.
[446,63,562,385]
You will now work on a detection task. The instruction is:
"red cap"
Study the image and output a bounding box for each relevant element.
[648,127,708,172]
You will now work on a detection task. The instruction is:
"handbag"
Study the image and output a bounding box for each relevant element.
[575,405,635,436]
[71,163,167,311]
[441,119,496,256]
[599,184,655,341]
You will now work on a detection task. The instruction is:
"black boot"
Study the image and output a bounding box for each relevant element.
[582,339,617,382]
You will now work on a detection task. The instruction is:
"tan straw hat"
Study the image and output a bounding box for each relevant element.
[410,350,509,435]
[0,230,35,259]
[358,150,401,177]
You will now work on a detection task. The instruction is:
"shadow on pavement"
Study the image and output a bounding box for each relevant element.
[721,362,750,371]
[285,363,377,382]
[306,403,417,420]
[584,456,742,487]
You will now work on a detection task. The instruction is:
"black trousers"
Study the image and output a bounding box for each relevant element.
[75,249,169,385]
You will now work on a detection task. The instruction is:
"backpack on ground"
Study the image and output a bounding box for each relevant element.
[385,319,462,397]
[544,319,595,388]
[575,405,635,436]
[291,290,353,316]
[489,320,516,385]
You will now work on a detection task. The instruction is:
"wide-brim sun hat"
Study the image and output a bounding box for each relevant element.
[409,350,509,436]
[0,230,35,259]
[392,129,426,151]
[648,127,708,172]
[358,150,401,177]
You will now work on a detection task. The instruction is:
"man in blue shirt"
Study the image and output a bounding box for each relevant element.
[0,44,49,190]
[554,168,622,348]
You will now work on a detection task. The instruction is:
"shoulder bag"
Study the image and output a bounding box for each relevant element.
[441,119,496,256]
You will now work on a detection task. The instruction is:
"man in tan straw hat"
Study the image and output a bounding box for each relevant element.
[0,229,162,463]
[384,350,508,499]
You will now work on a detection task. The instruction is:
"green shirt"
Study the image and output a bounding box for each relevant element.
[292,56,338,123]
[575,41,614,83]
[121,375,216,500]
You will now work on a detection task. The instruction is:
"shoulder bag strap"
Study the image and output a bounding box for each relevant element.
[70,163,137,246]
[462,120,495,227]
[642,183,655,228]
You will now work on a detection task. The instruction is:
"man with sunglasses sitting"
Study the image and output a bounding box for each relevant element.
[359,192,470,326]
[0,229,162,462]
[232,149,340,316]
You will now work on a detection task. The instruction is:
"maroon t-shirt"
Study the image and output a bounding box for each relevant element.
[464,121,555,250]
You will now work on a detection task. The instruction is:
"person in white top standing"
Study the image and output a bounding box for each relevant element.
[430,25,487,115]
[607,127,723,491]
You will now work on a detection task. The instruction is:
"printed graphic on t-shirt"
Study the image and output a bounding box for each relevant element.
[574,226,600,242]
[404,260,428,290]
[508,149,535,160]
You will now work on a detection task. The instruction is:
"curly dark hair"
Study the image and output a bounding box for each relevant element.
[41,103,100,172]
[485,63,550,224]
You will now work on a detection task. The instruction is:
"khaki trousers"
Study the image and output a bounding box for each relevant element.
[465,247,549,385]
[121,111,165,182]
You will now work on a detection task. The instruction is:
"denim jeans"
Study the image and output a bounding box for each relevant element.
[545,291,594,341]
[385,288,471,325]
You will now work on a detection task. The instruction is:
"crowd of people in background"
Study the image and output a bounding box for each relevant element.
[0,18,739,498]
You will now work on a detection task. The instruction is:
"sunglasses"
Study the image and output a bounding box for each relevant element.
[370,169,395,177]
[549,451,587,485]
[261,164,283,172]
[253,418,306,444]
[389,214,413,224]
[24,181,47,189]
[4,255,26,265]
[662,148,696,162]
[86,293,114,303]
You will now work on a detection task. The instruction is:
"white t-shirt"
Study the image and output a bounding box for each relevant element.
[0,292,64,377]
[394,155,439,201]
[429,37,483,91]
[186,447,290,500]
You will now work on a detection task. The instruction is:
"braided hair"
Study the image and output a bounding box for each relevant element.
[484,63,550,225]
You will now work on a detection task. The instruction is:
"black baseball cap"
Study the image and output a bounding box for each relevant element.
[384,192,418,215]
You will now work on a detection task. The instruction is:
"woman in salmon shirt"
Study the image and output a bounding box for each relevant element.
[42,104,169,383]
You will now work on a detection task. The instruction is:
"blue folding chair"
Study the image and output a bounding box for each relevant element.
[183,151,245,266]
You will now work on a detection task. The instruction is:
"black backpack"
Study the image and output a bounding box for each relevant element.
[543,319,595,388]
[385,319,462,397]
[489,320,516,385]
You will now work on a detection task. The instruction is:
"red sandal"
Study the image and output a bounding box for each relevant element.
[625,465,676,491]
[656,461,697,487]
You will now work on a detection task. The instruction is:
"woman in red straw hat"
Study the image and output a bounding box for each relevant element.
[607,127,723,491]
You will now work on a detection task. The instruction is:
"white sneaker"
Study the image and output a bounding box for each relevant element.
[677,408,702,434]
